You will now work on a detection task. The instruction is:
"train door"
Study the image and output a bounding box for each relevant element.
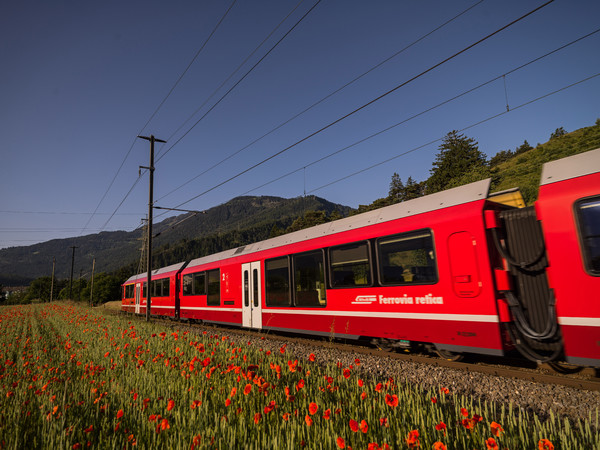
[135,283,141,314]
[242,262,262,329]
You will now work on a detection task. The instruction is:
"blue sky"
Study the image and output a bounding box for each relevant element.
[1,0,599,250]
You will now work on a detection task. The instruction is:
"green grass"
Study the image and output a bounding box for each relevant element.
[0,302,596,449]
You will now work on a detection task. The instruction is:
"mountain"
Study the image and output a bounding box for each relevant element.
[0,195,352,285]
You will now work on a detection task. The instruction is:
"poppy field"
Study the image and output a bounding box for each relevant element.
[0,303,598,449]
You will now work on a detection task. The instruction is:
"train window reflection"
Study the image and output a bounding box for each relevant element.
[330,241,371,287]
[577,197,600,275]
[377,230,437,285]
[294,251,326,307]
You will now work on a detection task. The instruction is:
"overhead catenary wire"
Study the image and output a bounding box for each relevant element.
[234,27,600,196]
[79,1,237,237]
[307,72,600,194]
[155,0,323,164]
[156,0,486,202]
[164,0,555,212]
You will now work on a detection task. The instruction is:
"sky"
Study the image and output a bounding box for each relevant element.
[1,0,599,250]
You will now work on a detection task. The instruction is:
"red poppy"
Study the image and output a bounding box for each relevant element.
[280,345,286,354]
[358,379,364,387]
[359,420,368,434]
[440,387,450,394]
[361,392,367,400]
[460,407,469,417]
[309,353,316,361]
[149,414,158,422]
[431,397,438,403]
[433,442,447,450]
[384,394,398,407]
[490,421,503,437]
[230,387,237,397]
[244,384,252,395]
[83,425,93,433]
[305,415,313,426]
[485,438,499,450]
[461,418,475,430]
[159,418,169,431]
[167,399,175,411]
[349,419,359,432]
[72,444,81,450]
[435,421,447,435]
[343,369,351,379]
[323,409,331,420]
[254,412,262,424]
[282,413,290,421]
[375,383,383,392]
[225,398,231,407]
[296,379,305,391]
[117,409,124,419]
[309,402,318,415]
[336,437,345,449]
[380,417,388,427]
[406,430,419,448]
[538,439,554,450]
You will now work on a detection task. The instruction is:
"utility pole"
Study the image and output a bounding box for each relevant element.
[89,258,95,307]
[137,135,166,322]
[50,257,55,302]
[78,269,82,301]
[69,246,78,300]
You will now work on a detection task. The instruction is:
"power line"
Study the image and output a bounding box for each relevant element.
[0,210,144,216]
[155,0,323,164]
[235,27,600,195]
[165,0,555,211]
[80,1,237,237]
[156,0,307,161]
[307,72,600,194]
[156,0,486,203]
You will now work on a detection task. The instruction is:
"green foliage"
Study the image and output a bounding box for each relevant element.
[426,131,488,195]
[550,127,567,140]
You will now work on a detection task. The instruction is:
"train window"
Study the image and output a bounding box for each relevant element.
[265,257,291,306]
[293,250,326,307]
[576,197,600,275]
[163,278,170,297]
[207,269,220,305]
[377,230,437,285]
[183,272,206,296]
[329,241,372,288]
[152,279,162,297]
[182,274,193,295]
[125,284,134,298]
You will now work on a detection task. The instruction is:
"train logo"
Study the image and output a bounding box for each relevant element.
[351,295,378,305]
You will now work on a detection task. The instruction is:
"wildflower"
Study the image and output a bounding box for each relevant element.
[385,394,398,407]
[280,345,286,354]
[296,379,305,391]
[349,419,359,432]
[191,435,202,450]
[440,387,450,394]
[431,397,438,403]
[343,368,351,378]
[117,409,124,419]
[460,407,469,417]
[305,415,313,426]
[190,400,202,409]
[167,399,175,411]
[380,417,388,427]
[485,437,499,450]
[309,353,316,361]
[538,439,554,450]
[461,418,475,430]
[159,418,170,431]
[435,421,447,436]
[490,421,503,437]
[244,384,252,395]
[282,413,290,421]
[72,444,81,450]
[361,392,368,400]
[309,402,318,415]
[375,383,383,392]
[360,419,368,433]
[323,409,331,420]
[230,387,237,397]
[358,379,364,387]
[336,437,345,449]
[254,412,262,424]
[433,442,447,450]
[84,425,93,433]
[405,430,419,448]
[225,398,231,407]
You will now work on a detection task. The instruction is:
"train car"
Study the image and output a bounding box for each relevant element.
[122,148,600,367]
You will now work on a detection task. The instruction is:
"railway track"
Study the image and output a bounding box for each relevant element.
[122,311,600,392]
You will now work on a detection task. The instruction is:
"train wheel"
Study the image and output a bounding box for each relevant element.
[547,361,583,374]
[435,348,464,362]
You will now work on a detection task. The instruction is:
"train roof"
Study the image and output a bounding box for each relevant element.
[541,147,600,186]
[124,261,186,284]
[185,178,491,270]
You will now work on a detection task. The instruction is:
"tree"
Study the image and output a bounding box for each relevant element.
[550,127,567,140]
[489,149,514,166]
[515,140,533,154]
[285,210,329,233]
[426,131,487,194]
[388,172,405,203]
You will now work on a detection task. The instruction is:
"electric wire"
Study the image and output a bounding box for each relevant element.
[163,0,555,211]
[235,27,600,195]
[156,0,306,161]
[80,1,237,236]
[156,0,486,202]
[307,72,600,194]
[155,0,323,164]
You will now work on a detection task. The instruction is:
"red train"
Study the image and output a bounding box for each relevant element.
[122,148,600,368]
